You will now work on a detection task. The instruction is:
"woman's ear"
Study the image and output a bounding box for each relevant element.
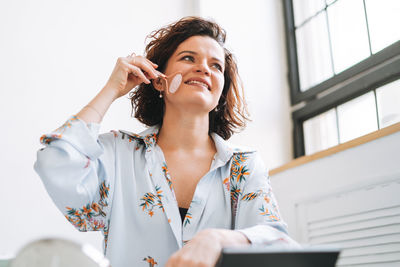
[152,77,164,92]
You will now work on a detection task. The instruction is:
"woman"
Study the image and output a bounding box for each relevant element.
[35,17,297,267]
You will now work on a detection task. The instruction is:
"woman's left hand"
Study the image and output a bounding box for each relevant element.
[165,229,249,267]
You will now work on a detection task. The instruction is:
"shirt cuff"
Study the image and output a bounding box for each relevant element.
[237,225,300,247]
[39,115,103,160]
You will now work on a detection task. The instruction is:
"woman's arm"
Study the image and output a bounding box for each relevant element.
[34,54,161,233]
[77,55,162,123]
[165,229,249,267]
[77,87,119,123]
[34,117,116,233]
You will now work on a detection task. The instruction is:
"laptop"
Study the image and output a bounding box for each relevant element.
[215,246,340,267]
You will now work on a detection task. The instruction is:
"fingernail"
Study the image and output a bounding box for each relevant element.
[156,71,166,78]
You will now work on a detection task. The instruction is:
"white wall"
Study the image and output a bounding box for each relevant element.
[0,0,292,257]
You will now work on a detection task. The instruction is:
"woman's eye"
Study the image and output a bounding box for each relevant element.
[181,55,194,62]
[213,63,223,71]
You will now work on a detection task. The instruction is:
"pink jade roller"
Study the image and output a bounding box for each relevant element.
[156,72,182,94]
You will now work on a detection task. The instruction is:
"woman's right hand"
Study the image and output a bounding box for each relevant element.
[104,54,163,99]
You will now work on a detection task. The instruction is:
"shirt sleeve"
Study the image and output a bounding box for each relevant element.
[233,152,299,247]
[34,116,115,233]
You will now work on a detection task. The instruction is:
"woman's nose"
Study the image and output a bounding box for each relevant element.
[195,62,210,75]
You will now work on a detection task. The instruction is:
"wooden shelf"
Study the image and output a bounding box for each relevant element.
[269,122,400,176]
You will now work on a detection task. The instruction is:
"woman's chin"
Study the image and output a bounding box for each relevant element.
[167,100,213,115]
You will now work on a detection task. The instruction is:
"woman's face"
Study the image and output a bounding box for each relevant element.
[161,35,225,114]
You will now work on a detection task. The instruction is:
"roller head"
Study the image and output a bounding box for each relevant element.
[168,73,182,94]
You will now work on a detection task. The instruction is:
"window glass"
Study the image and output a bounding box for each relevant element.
[337,91,378,143]
[327,0,370,73]
[296,11,333,91]
[303,108,339,155]
[293,0,326,26]
[364,0,400,53]
[376,79,400,128]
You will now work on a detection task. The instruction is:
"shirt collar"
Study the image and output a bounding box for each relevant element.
[119,126,255,161]
[119,125,159,150]
[210,133,255,164]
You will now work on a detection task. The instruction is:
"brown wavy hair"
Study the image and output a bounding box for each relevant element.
[129,16,250,140]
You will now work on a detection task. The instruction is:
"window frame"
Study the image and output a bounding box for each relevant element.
[282,0,400,157]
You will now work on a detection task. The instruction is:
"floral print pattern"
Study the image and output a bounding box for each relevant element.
[40,116,79,145]
[119,130,158,151]
[120,131,139,142]
[55,116,79,133]
[259,204,280,221]
[139,185,164,216]
[227,153,281,223]
[242,189,281,221]
[223,177,230,191]
[162,163,174,191]
[229,153,250,217]
[143,256,158,266]
[143,133,157,148]
[40,134,62,145]
[241,190,264,201]
[183,211,192,227]
[103,222,110,251]
[65,181,110,231]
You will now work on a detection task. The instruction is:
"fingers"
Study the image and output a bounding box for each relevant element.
[146,58,158,69]
[127,55,162,80]
[127,64,151,84]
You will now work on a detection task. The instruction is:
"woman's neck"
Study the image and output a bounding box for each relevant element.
[157,109,214,152]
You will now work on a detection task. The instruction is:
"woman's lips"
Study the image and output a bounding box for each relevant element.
[184,79,210,90]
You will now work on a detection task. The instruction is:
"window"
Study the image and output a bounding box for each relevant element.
[376,79,400,128]
[283,0,400,157]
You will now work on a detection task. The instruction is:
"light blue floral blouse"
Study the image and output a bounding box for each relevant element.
[34,116,297,267]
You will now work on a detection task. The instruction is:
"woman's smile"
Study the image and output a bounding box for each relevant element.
[184,78,211,91]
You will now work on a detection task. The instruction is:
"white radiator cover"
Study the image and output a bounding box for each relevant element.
[271,130,400,266]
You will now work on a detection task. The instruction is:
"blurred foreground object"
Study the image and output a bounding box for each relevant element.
[10,238,110,267]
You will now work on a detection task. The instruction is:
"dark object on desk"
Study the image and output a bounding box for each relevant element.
[215,246,340,267]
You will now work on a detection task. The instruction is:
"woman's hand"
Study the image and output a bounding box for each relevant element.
[104,54,162,99]
[165,229,250,267]
[77,54,164,124]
